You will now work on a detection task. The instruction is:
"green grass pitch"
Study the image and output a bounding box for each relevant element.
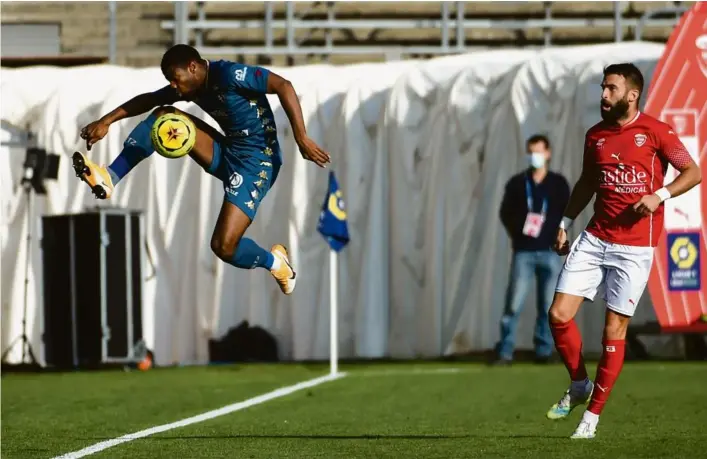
[2,362,705,458]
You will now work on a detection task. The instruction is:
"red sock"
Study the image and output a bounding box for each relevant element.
[588,339,625,415]
[550,319,588,381]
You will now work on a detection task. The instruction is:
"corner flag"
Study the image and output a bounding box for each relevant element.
[317,171,350,252]
[317,171,349,376]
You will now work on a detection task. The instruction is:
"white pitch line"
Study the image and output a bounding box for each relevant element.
[353,367,479,377]
[53,372,347,459]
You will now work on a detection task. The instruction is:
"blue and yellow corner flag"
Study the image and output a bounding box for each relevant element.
[317,171,350,252]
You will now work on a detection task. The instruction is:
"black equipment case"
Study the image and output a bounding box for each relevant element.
[41,208,146,369]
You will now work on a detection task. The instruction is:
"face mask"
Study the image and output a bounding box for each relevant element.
[528,152,546,169]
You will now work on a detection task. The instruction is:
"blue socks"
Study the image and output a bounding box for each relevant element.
[230,238,275,270]
[107,113,157,185]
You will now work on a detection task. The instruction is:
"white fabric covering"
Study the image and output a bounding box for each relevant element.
[3,42,681,366]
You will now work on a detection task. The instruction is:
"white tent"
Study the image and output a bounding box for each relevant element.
[1,42,681,366]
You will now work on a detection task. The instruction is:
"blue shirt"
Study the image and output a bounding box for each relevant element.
[155,60,280,162]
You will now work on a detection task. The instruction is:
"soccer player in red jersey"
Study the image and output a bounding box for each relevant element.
[545,63,702,438]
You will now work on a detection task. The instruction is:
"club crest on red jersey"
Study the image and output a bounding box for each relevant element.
[634,133,647,147]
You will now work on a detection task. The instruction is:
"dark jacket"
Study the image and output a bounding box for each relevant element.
[500,169,570,252]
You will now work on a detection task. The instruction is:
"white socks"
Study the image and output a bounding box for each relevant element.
[107,167,120,186]
[582,409,600,427]
[270,254,281,271]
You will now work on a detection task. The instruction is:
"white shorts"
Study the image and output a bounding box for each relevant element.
[555,231,655,317]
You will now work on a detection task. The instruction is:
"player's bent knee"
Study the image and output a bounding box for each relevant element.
[210,238,237,261]
[548,292,583,324]
[549,298,576,324]
[604,311,631,340]
[549,306,572,324]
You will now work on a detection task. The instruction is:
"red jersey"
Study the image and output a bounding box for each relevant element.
[583,112,692,247]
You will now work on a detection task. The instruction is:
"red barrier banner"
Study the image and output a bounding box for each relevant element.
[644,2,707,332]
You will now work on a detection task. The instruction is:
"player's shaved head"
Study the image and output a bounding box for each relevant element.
[161,44,207,101]
[161,44,203,77]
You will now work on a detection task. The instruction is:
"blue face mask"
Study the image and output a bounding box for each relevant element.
[528,152,546,169]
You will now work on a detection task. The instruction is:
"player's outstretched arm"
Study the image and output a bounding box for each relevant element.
[80,87,178,150]
[266,72,331,168]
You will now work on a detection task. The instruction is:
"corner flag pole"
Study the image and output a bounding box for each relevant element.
[317,170,348,377]
[329,248,338,376]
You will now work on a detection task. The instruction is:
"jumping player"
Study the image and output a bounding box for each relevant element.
[75,44,331,295]
[546,63,701,438]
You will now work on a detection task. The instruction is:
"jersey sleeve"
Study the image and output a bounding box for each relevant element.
[227,63,270,94]
[656,123,693,170]
[152,85,181,105]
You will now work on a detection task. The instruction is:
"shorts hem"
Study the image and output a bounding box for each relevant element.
[224,193,256,222]
[605,303,635,318]
[554,288,594,302]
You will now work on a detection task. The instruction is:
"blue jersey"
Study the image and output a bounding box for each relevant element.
[155,60,280,162]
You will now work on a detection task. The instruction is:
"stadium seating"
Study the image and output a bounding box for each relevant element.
[0,1,692,67]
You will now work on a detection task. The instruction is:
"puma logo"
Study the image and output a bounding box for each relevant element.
[597,384,608,393]
[611,152,621,160]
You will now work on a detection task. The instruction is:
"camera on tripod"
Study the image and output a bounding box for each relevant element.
[1,142,60,370]
[21,147,61,194]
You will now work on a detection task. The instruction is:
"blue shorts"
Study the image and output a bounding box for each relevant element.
[206,141,282,221]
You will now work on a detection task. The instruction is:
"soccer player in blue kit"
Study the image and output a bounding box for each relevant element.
[75,44,331,295]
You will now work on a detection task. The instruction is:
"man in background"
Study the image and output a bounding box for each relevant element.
[493,134,570,365]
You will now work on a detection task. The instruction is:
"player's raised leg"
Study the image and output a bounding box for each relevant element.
[211,198,296,294]
[545,292,593,420]
[73,105,219,199]
[546,231,605,420]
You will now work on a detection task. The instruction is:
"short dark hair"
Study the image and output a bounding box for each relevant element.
[161,44,202,77]
[527,134,550,150]
[603,63,644,99]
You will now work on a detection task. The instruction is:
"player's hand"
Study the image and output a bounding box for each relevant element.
[632,194,661,216]
[296,136,331,168]
[80,120,110,150]
[553,228,570,256]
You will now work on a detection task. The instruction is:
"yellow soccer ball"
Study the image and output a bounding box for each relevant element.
[150,112,196,159]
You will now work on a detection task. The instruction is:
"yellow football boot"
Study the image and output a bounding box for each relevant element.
[72,151,114,199]
[270,244,296,295]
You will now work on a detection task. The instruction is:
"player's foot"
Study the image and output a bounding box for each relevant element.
[72,151,114,199]
[546,379,593,420]
[570,411,599,439]
[270,244,296,295]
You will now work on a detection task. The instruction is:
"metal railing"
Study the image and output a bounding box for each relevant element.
[160,1,686,59]
[635,4,690,41]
